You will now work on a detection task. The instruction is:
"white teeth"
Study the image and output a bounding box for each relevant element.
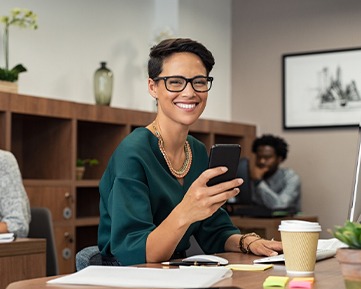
[176,103,196,109]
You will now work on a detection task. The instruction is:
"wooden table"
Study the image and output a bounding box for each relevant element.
[6,252,345,289]
[230,215,318,240]
[0,238,46,289]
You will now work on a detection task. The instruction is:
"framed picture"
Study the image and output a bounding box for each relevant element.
[282,47,361,129]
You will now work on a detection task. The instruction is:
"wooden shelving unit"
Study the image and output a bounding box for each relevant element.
[0,91,256,273]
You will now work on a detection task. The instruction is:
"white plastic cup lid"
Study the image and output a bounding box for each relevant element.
[278,220,321,232]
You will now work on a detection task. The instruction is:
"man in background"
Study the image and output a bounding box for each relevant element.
[251,134,301,212]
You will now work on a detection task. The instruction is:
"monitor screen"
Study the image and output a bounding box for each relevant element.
[348,125,361,223]
[227,157,253,205]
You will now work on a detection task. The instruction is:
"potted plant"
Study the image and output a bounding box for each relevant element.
[76,158,99,180]
[331,221,361,289]
[0,8,38,92]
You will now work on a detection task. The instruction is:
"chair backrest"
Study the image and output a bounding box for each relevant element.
[76,238,204,270]
[76,245,102,271]
[28,207,59,276]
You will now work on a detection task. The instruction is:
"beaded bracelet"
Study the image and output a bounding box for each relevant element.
[246,237,262,253]
[239,232,261,254]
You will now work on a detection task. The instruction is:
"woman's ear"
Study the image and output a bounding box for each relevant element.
[148,78,157,99]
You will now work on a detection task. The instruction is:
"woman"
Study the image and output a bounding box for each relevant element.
[0,149,31,237]
[98,38,282,265]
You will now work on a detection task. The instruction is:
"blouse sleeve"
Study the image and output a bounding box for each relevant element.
[253,169,301,210]
[0,151,31,237]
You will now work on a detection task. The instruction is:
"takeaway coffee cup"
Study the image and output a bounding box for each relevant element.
[279,220,321,276]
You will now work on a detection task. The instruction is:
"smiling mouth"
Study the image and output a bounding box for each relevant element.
[175,103,198,109]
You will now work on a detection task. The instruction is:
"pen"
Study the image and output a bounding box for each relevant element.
[161,261,221,266]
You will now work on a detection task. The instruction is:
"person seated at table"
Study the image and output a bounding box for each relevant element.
[97,38,282,266]
[0,149,31,237]
[250,134,301,212]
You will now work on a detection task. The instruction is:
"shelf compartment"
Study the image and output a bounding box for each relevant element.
[76,187,100,218]
[11,113,72,179]
[76,225,98,253]
[77,121,127,180]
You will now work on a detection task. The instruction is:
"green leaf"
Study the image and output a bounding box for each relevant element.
[76,158,99,167]
[332,221,361,249]
[11,64,27,74]
[0,64,27,81]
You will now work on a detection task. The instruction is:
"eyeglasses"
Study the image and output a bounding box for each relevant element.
[153,76,213,93]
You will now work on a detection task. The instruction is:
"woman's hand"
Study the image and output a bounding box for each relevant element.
[225,234,282,256]
[246,236,283,256]
[176,167,243,225]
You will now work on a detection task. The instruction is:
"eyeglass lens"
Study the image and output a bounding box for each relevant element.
[165,76,212,92]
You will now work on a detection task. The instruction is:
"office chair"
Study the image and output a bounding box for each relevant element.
[28,207,59,276]
[76,245,102,271]
[76,236,204,271]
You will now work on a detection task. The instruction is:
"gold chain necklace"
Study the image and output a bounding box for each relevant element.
[152,121,192,179]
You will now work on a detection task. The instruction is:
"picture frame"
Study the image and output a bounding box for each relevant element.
[282,47,361,129]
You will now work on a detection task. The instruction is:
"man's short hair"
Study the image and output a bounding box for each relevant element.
[252,134,289,160]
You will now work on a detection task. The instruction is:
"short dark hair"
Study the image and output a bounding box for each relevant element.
[148,38,215,79]
[252,134,289,160]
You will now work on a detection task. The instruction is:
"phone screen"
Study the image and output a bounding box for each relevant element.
[207,144,241,186]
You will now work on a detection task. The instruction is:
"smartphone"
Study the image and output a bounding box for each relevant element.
[207,144,241,186]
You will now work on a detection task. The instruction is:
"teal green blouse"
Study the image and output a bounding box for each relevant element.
[98,128,240,265]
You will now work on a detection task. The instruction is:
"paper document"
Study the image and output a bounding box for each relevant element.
[317,238,347,250]
[0,233,15,243]
[226,264,273,271]
[47,265,233,288]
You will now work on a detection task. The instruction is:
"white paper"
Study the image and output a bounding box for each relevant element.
[47,265,232,288]
[317,238,348,251]
[0,233,15,243]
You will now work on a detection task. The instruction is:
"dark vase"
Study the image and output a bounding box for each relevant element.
[94,62,113,106]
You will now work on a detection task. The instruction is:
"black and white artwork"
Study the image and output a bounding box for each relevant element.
[283,48,361,129]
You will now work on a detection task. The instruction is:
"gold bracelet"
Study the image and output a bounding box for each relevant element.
[238,232,261,254]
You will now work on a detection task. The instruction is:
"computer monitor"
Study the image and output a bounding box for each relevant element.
[348,124,361,223]
[226,157,253,205]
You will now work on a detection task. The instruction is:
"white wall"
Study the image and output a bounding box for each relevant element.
[179,1,232,121]
[0,0,232,120]
[231,0,361,237]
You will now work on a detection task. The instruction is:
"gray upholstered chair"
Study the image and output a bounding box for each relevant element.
[75,236,204,271]
[28,207,59,276]
[76,245,102,271]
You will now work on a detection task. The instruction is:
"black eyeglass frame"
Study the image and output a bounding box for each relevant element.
[152,75,214,93]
